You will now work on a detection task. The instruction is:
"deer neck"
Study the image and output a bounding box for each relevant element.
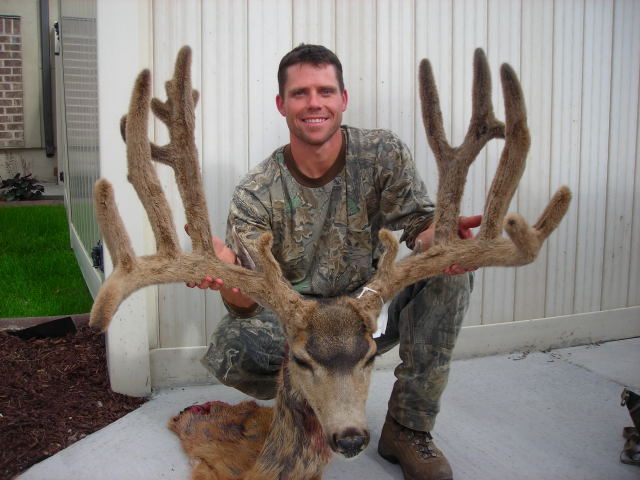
[249,355,333,479]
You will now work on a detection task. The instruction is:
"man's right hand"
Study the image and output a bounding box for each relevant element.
[184,226,257,309]
[185,234,239,292]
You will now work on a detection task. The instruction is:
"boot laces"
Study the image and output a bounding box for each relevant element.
[402,428,438,459]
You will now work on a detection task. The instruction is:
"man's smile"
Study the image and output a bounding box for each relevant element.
[304,117,328,124]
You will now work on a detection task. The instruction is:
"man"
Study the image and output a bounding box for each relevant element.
[188,44,479,480]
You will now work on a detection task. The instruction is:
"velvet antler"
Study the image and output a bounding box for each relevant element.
[360,48,571,308]
[90,46,311,331]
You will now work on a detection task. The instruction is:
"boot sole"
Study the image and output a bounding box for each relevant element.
[378,445,420,480]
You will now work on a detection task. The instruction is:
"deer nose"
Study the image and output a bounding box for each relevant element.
[333,429,370,458]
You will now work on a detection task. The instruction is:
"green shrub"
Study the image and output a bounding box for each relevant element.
[1,173,45,201]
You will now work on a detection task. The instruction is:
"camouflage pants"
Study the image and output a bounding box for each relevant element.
[202,273,472,432]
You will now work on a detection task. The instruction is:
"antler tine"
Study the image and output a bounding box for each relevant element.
[253,233,316,329]
[477,63,529,241]
[125,69,181,258]
[120,115,172,164]
[94,179,135,272]
[418,58,452,161]
[148,46,214,256]
[465,49,506,145]
[90,185,135,329]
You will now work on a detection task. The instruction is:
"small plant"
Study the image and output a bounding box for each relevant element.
[0,173,45,201]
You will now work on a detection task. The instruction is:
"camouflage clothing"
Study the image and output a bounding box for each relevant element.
[224,126,434,308]
[380,273,472,432]
[205,310,285,400]
[203,125,472,431]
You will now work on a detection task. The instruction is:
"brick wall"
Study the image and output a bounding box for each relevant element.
[0,16,23,149]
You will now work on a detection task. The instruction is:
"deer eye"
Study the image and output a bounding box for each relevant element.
[293,356,312,371]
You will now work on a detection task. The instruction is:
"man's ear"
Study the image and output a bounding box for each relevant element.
[341,89,348,112]
[276,94,285,116]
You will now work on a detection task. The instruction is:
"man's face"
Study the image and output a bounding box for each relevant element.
[276,63,348,147]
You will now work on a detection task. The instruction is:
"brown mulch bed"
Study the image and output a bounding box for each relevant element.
[0,326,148,480]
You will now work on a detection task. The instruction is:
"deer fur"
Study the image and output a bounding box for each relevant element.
[90,46,571,479]
[169,400,274,480]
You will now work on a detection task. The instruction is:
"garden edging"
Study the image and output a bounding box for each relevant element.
[0,312,90,331]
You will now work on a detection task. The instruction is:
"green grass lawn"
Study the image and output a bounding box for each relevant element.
[0,205,94,318]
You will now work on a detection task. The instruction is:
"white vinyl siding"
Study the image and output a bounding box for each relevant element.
[88,0,639,391]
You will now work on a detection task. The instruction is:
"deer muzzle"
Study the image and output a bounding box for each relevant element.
[332,427,370,458]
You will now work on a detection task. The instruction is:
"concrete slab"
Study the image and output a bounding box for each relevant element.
[40,182,64,198]
[552,337,640,387]
[18,339,640,480]
[436,348,638,480]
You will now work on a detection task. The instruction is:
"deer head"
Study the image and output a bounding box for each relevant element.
[90,46,570,461]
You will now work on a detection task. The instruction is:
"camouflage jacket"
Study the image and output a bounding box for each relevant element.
[225,125,434,314]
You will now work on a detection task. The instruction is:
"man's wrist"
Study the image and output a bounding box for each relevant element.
[221,297,261,319]
[220,286,256,309]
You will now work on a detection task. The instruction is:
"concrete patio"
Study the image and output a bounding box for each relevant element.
[17,337,640,480]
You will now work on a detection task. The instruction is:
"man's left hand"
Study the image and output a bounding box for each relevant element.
[414,215,482,275]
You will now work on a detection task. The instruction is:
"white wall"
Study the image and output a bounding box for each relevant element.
[94,0,640,392]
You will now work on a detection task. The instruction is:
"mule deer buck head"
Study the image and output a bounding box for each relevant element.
[90,46,570,479]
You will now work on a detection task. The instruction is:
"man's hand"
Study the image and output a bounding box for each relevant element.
[184,224,239,292]
[185,235,240,292]
[414,215,482,275]
[184,225,256,309]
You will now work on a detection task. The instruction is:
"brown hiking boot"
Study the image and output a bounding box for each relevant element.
[378,413,453,480]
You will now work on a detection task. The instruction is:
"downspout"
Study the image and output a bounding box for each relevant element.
[39,0,55,157]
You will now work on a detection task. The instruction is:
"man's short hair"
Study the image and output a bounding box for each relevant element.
[277,44,344,98]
